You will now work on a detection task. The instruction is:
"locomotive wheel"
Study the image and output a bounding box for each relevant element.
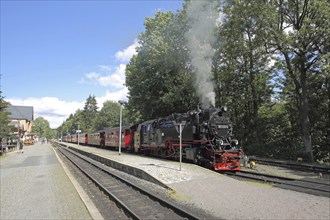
[166,148,175,157]
[160,148,167,158]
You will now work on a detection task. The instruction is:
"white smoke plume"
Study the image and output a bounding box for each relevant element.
[185,0,218,108]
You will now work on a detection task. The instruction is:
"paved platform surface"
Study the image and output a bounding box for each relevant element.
[0,142,93,220]
[66,142,330,220]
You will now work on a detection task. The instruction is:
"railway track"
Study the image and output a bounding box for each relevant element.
[54,143,201,220]
[249,156,330,175]
[226,170,330,198]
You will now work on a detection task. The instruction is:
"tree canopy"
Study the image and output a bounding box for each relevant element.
[56,0,329,163]
[124,0,330,162]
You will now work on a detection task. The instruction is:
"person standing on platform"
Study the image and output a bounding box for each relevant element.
[19,135,24,153]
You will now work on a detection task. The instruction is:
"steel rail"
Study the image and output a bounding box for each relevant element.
[249,156,330,174]
[238,170,330,186]
[225,170,330,197]
[54,143,200,220]
[56,144,141,219]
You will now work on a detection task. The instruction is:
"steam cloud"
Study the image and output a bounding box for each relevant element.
[185,0,218,108]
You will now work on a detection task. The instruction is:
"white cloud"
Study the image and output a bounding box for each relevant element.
[96,88,129,107]
[6,40,139,129]
[81,64,126,88]
[98,65,112,72]
[6,97,84,129]
[97,64,126,88]
[86,72,100,79]
[115,39,140,62]
[6,90,129,129]
[81,40,139,89]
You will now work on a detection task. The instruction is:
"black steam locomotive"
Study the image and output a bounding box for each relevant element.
[132,106,243,170]
[64,106,243,171]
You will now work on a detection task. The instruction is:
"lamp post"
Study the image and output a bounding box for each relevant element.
[118,100,127,155]
[76,122,80,145]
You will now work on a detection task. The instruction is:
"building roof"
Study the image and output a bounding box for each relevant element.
[6,105,34,121]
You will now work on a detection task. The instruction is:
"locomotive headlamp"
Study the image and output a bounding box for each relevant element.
[221,106,228,112]
[231,139,239,146]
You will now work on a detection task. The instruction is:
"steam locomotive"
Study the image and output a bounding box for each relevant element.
[63,106,244,171]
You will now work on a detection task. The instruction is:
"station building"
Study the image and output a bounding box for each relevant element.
[6,105,34,134]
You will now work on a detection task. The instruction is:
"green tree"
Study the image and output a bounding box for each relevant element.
[82,95,98,131]
[264,0,330,161]
[92,101,122,131]
[57,109,83,136]
[0,91,12,138]
[126,10,198,121]
[214,0,273,146]
[257,101,303,159]
[69,110,83,134]
[32,117,50,138]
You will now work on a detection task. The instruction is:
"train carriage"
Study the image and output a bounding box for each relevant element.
[69,134,75,143]
[104,126,134,150]
[71,134,78,143]
[78,133,88,145]
[87,131,105,147]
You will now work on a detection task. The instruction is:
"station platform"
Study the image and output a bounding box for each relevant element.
[1,141,329,220]
[64,142,212,188]
[63,142,329,220]
[0,142,101,220]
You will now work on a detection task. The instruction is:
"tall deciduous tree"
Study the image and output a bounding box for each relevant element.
[125,10,199,121]
[214,0,273,146]
[32,117,51,138]
[92,101,124,131]
[264,0,330,161]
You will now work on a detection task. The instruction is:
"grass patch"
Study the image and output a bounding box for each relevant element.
[167,189,191,202]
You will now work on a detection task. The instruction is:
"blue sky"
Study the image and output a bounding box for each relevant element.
[1,0,184,128]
